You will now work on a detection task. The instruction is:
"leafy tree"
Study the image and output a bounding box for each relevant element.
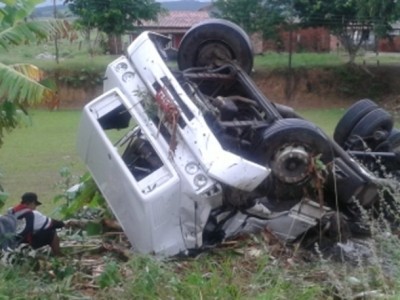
[293,0,400,63]
[65,0,162,54]
[213,0,291,39]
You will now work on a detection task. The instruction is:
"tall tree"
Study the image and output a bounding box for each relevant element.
[213,0,291,39]
[293,0,400,63]
[65,0,162,54]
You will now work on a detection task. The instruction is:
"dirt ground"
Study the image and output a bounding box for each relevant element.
[253,69,351,109]
[55,66,400,111]
[253,66,400,110]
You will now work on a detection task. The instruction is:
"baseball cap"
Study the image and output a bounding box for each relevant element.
[21,192,42,206]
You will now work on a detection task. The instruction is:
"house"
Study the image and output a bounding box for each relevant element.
[132,11,210,49]
[261,25,331,53]
[327,23,400,53]
[377,22,400,52]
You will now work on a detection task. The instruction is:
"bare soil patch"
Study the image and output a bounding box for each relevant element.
[55,66,400,110]
[253,65,400,110]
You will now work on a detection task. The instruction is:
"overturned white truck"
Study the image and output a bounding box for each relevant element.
[77,19,400,256]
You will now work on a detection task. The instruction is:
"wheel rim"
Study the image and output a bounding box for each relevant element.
[196,41,233,68]
[271,145,311,184]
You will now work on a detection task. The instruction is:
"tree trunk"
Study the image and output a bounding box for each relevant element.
[339,34,353,64]
[348,50,357,64]
[338,31,365,65]
[84,29,93,57]
[107,33,122,55]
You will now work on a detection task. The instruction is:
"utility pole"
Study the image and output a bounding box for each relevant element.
[285,0,295,101]
[53,0,59,64]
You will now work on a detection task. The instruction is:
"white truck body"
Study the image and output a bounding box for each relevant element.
[77,32,271,255]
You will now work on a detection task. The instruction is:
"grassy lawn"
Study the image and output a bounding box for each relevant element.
[254,50,400,70]
[2,38,400,72]
[0,35,117,72]
[0,110,85,214]
[254,52,345,69]
[297,108,345,137]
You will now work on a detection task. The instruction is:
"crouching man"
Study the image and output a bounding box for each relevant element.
[9,192,69,256]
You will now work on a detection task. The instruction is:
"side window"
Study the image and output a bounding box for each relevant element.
[100,104,163,182]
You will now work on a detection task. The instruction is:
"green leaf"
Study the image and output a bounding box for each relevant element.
[0,189,9,209]
[85,221,103,236]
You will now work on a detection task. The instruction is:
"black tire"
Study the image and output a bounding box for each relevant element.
[387,129,400,153]
[177,19,254,74]
[258,119,333,184]
[379,128,400,153]
[333,99,378,146]
[349,108,393,149]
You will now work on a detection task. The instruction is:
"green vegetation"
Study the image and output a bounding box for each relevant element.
[0,35,115,69]
[1,231,400,298]
[254,51,400,70]
[214,0,400,64]
[0,0,70,148]
[254,52,344,69]
[293,0,400,64]
[1,14,400,297]
[297,108,345,137]
[213,0,290,39]
[0,110,84,214]
[2,37,399,72]
[65,0,162,54]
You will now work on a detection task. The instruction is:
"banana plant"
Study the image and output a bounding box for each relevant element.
[0,0,70,203]
[0,0,70,146]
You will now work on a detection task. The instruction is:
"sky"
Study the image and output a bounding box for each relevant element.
[37,0,210,7]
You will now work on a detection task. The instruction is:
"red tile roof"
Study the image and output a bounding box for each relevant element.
[141,11,210,30]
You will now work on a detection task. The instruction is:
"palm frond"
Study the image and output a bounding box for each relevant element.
[11,63,45,81]
[0,0,44,26]
[0,19,70,49]
[0,62,53,105]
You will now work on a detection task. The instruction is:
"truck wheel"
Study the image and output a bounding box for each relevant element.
[259,119,333,185]
[376,128,400,153]
[177,18,254,74]
[349,108,393,149]
[387,129,400,153]
[333,99,378,146]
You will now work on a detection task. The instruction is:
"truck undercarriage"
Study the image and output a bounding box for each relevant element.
[77,19,400,256]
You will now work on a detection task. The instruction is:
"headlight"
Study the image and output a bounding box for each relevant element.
[185,162,199,175]
[122,71,135,83]
[194,174,208,188]
[115,62,128,72]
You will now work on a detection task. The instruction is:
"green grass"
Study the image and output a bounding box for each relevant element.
[2,235,398,299]
[0,110,85,214]
[254,52,346,69]
[0,35,117,71]
[2,36,400,73]
[254,50,400,70]
[355,51,400,66]
[297,108,346,137]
